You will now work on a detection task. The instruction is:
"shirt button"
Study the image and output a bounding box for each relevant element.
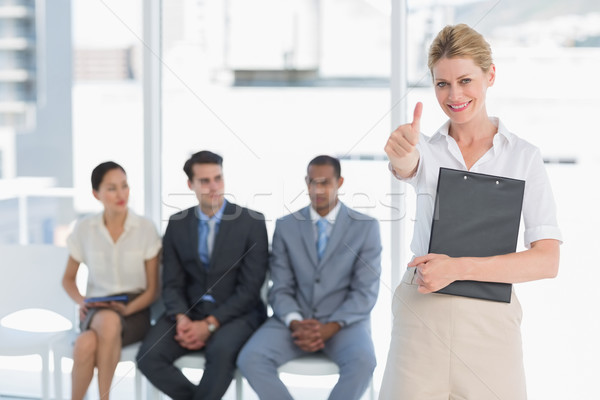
[315,278,320,283]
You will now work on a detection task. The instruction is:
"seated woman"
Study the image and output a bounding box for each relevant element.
[62,161,161,400]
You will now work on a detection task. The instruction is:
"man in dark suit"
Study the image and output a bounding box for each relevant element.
[137,151,268,400]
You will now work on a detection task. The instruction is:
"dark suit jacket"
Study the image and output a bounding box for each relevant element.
[162,201,268,327]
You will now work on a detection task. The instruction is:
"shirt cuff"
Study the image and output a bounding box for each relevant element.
[284,312,303,327]
[388,160,420,185]
[524,225,563,249]
[388,162,402,180]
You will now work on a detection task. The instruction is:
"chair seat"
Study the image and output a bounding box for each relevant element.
[52,331,141,358]
[277,353,376,400]
[51,330,78,353]
[121,342,142,361]
[0,327,69,356]
[147,352,243,400]
[277,354,340,376]
[174,352,207,369]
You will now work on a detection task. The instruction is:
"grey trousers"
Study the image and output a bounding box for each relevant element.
[237,317,376,400]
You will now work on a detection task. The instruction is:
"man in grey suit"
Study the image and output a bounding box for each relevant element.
[137,151,268,400]
[237,155,382,400]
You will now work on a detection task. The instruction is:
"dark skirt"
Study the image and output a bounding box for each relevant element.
[80,292,151,346]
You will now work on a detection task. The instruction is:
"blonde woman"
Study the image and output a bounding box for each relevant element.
[62,161,161,400]
[380,24,562,399]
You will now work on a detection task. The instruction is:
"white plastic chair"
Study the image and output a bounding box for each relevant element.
[53,336,144,400]
[146,352,244,400]
[51,263,150,400]
[0,244,72,400]
[277,353,376,400]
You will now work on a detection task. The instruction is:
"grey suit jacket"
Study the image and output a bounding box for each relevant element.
[162,201,269,327]
[269,202,382,327]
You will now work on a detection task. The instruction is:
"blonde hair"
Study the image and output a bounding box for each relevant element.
[428,24,493,77]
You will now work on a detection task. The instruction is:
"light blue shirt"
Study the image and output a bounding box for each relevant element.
[197,199,227,264]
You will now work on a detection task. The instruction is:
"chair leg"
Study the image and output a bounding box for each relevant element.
[54,353,63,400]
[41,352,50,400]
[135,368,142,400]
[146,381,162,400]
[235,369,243,400]
[368,377,376,400]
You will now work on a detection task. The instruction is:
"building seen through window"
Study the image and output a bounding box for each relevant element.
[0,0,72,245]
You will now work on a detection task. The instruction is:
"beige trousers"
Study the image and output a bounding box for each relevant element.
[379,268,527,400]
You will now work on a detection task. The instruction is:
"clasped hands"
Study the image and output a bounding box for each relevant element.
[409,253,459,294]
[174,314,212,350]
[289,319,341,353]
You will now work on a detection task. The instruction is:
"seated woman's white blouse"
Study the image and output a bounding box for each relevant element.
[67,210,162,298]
[391,117,563,258]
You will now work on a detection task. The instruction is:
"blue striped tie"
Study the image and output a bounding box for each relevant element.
[316,218,328,260]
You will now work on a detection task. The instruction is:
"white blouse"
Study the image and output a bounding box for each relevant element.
[392,117,563,258]
[67,210,162,297]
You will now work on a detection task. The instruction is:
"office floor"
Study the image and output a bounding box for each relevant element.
[0,362,362,400]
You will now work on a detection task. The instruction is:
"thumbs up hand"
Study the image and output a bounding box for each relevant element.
[384,102,422,179]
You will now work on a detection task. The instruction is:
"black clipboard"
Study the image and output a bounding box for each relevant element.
[428,168,525,303]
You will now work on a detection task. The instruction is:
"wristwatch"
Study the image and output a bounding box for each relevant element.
[207,322,217,333]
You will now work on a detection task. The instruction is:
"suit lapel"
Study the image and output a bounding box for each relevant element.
[209,201,236,269]
[299,206,319,267]
[187,207,202,266]
[318,203,349,268]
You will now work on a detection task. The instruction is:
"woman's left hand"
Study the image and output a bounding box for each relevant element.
[107,301,128,316]
[409,253,459,294]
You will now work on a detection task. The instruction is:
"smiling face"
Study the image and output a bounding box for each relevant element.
[432,57,495,126]
[93,168,129,214]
